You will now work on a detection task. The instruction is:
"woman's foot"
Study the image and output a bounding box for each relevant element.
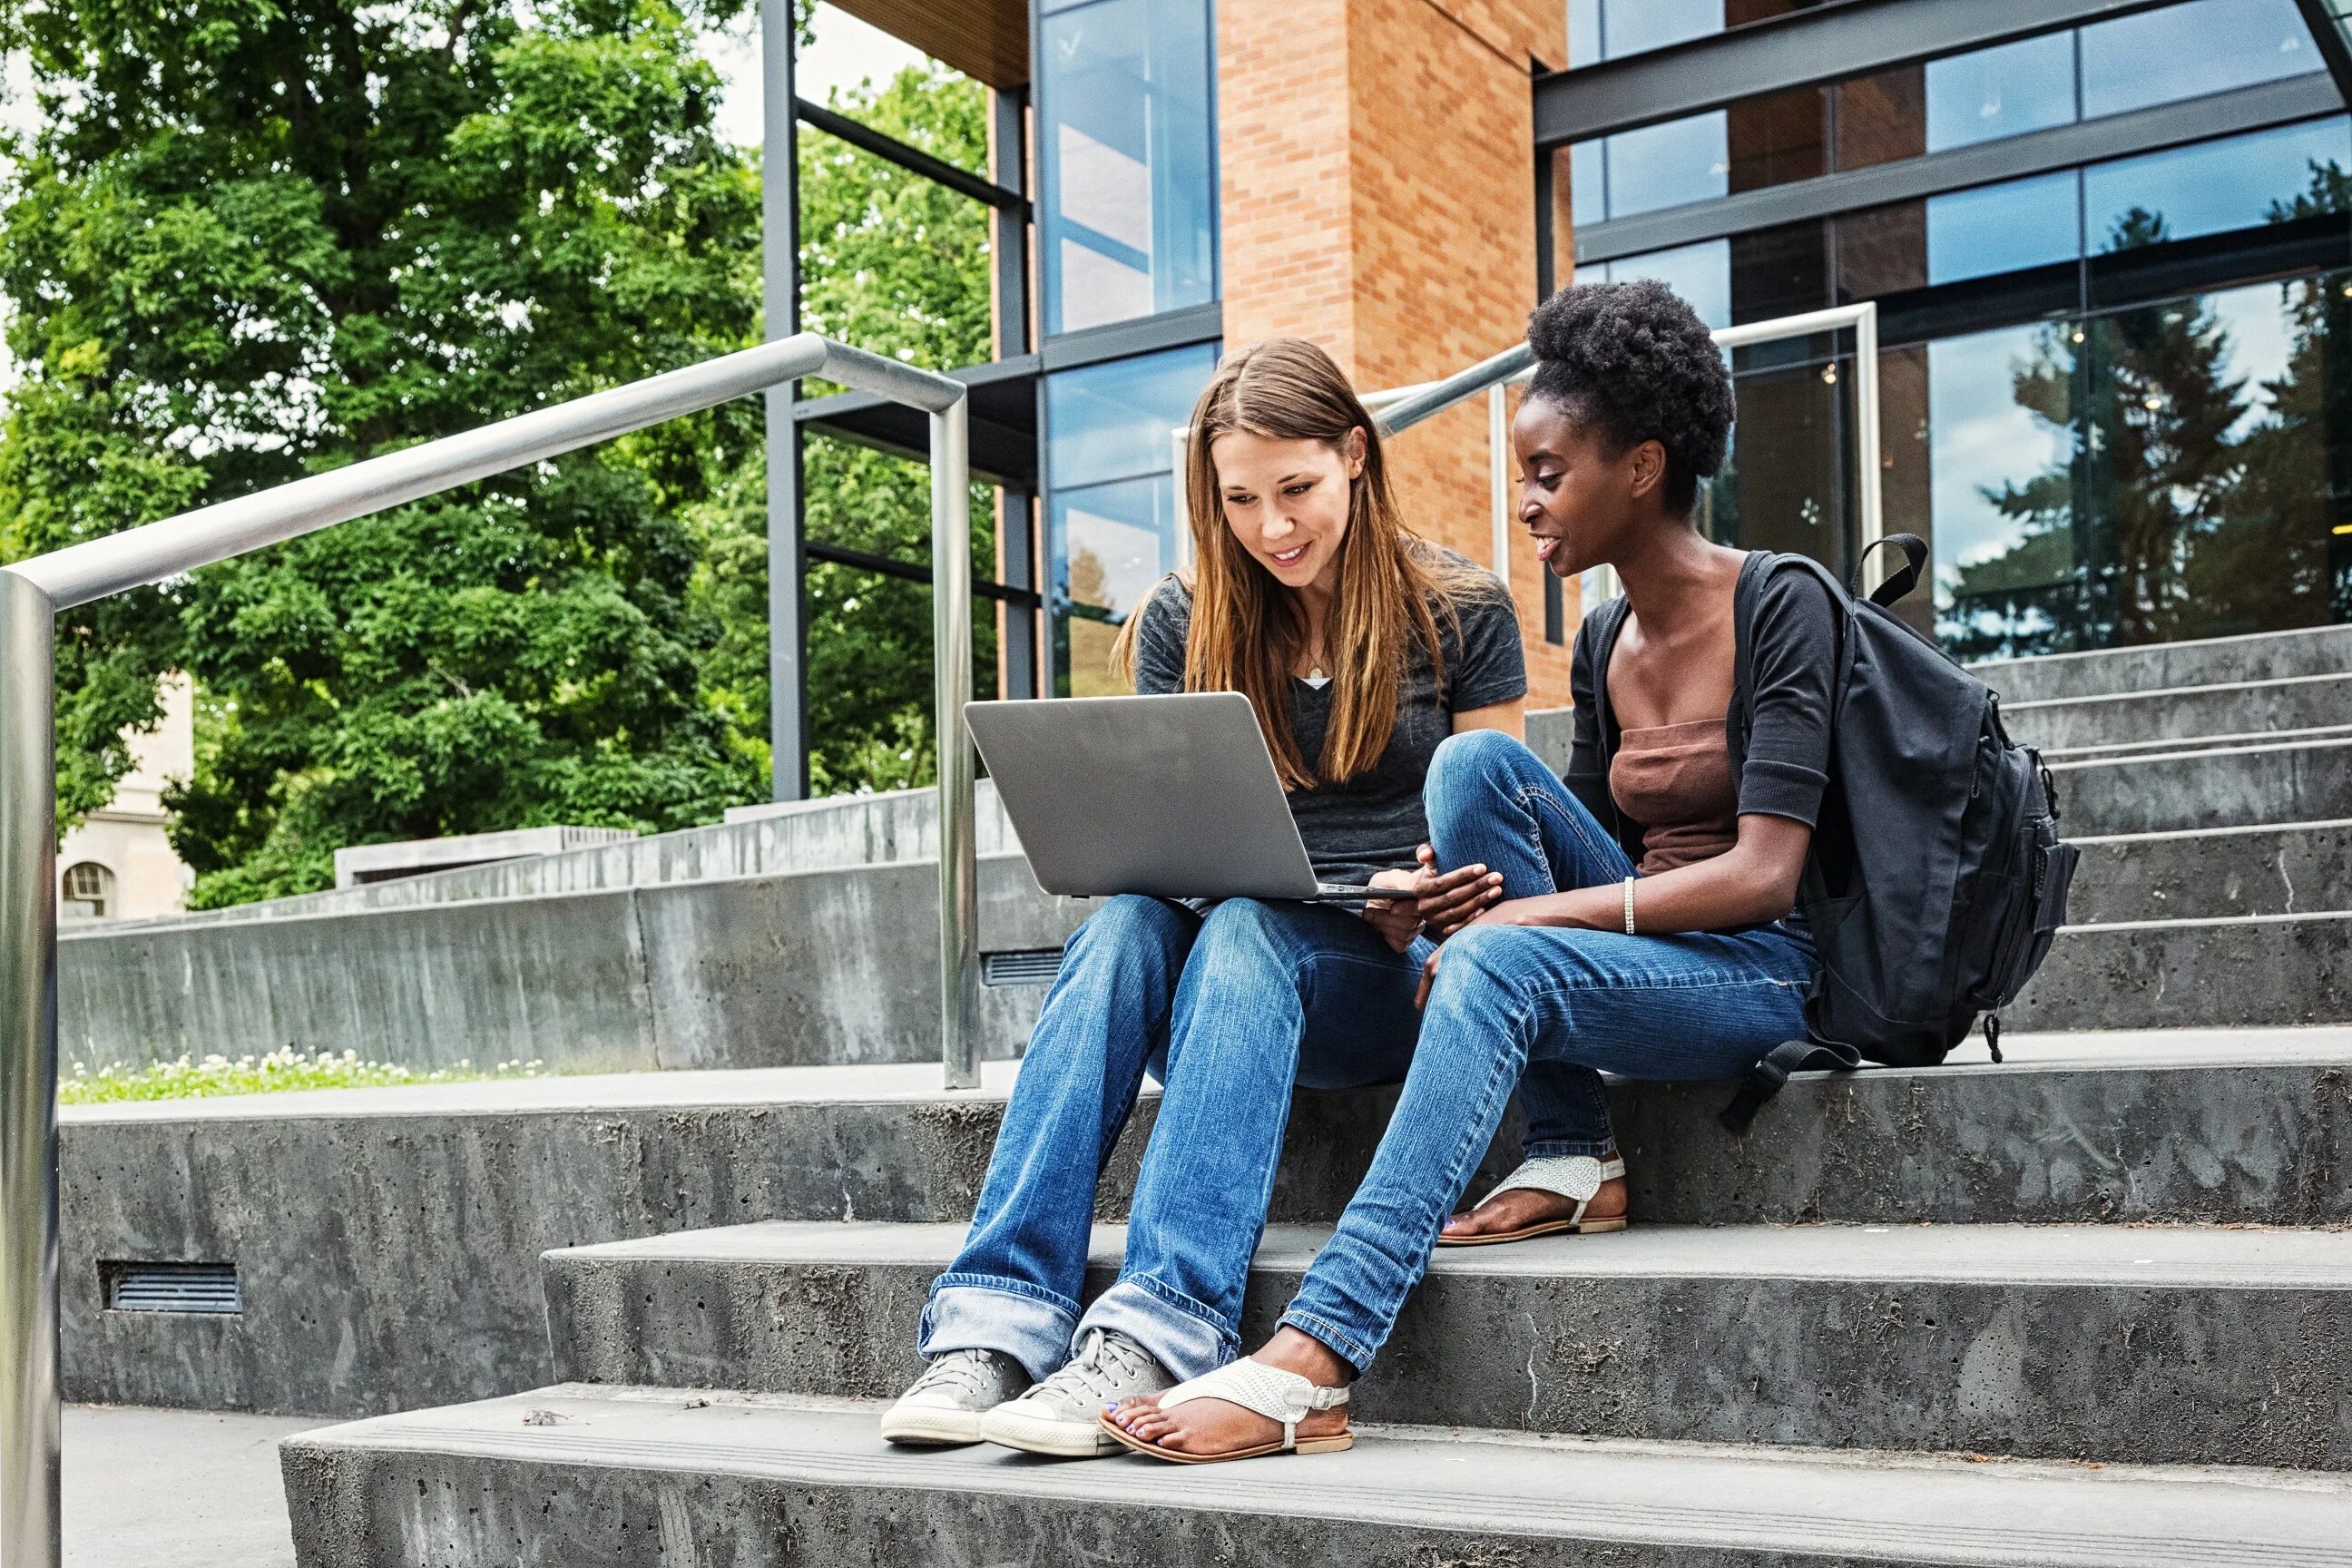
[1106,1328,1351,1456]
[1441,1170,1627,1241]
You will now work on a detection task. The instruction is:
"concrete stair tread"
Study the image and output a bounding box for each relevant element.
[284,1386,2352,1567]
[2005,670,2352,711]
[2049,730,2352,770]
[2044,722,2352,760]
[57,1025,2352,1126]
[549,1218,2352,1289]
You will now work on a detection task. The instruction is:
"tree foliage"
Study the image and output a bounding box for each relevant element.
[0,0,996,901]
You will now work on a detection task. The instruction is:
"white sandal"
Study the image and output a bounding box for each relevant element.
[1436,1154,1629,1247]
[1098,1357,1352,1464]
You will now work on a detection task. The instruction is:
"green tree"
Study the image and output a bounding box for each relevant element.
[2,0,999,901]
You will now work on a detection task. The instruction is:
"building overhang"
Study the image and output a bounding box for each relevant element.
[830,0,1028,90]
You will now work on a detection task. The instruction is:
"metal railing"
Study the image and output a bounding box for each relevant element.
[0,331,983,1565]
[1178,302,1885,604]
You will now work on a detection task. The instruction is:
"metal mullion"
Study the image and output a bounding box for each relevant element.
[806,537,1044,610]
[763,0,808,804]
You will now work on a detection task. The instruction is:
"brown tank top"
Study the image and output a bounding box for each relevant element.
[1610,719,1740,876]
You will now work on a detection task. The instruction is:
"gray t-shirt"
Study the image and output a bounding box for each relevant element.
[1131,553,1529,886]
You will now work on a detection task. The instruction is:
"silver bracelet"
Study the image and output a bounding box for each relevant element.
[1622,876,1637,936]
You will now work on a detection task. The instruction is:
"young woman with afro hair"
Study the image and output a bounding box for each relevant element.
[1104,279,1843,1465]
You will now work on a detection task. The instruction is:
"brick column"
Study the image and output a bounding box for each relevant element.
[1219,0,1578,707]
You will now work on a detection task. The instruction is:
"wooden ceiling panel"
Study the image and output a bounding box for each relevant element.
[829,0,1029,90]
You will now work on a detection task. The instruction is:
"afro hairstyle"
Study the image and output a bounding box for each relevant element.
[1524,279,1734,516]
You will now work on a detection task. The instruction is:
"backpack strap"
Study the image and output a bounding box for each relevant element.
[1719,1037,1864,1134]
[1853,534,1929,608]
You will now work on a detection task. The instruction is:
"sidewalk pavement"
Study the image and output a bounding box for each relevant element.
[65,1404,321,1567]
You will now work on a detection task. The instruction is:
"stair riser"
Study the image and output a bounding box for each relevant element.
[2008,916,2352,1031]
[544,1254,2352,1470]
[1974,625,2352,703]
[2010,678,2351,752]
[278,1446,1909,1568]
[2054,743,2352,836]
[2068,823,2352,922]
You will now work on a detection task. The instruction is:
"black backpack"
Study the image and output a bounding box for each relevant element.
[1694,537,2081,1130]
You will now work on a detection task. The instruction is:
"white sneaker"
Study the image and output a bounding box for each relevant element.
[879,1348,1032,1446]
[978,1328,1176,1457]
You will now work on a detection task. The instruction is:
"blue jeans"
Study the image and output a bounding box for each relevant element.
[1278,730,1818,1373]
[920,894,1427,1383]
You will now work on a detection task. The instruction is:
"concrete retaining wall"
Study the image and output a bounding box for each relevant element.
[64,856,1084,1073]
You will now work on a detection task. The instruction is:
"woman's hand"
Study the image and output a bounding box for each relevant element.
[1358,869,1426,953]
[1411,844,1502,938]
[1361,857,1496,953]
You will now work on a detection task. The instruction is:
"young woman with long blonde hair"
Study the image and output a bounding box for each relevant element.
[880,337,1528,1456]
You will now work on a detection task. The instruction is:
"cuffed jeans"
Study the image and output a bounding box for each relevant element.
[919,893,1426,1384]
[1278,730,1818,1373]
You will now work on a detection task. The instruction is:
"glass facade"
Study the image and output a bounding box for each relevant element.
[1036,0,1219,337]
[1569,0,2323,223]
[1045,345,1220,695]
[1923,273,2352,659]
[1573,0,2352,655]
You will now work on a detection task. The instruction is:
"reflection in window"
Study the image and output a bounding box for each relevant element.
[1925,31,2077,153]
[1046,345,1219,695]
[1594,113,1730,220]
[1933,273,2352,659]
[2086,117,2352,251]
[1593,240,1732,330]
[1926,172,2082,286]
[61,862,113,922]
[2079,0,2318,121]
[1039,0,1217,337]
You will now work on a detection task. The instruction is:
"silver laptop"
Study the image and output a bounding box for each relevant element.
[965,693,1377,902]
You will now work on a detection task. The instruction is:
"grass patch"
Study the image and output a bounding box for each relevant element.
[61,1048,548,1104]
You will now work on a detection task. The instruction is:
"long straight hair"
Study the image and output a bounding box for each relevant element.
[1117,338,1465,790]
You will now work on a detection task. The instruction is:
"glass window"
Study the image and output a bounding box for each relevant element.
[1931,272,2352,658]
[1928,320,2081,657]
[1038,0,1217,338]
[1925,32,2078,153]
[60,862,113,922]
[2080,0,2320,121]
[1726,86,1828,193]
[1045,345,1219,695]
[1730,220,1831,323]
[1569,138,1608,230]
[1836,65,1926,172]
[1594,112,1730,219]
[1926,172,2082,285]
[2085,117,2352,251]
[1598,240,1733,330]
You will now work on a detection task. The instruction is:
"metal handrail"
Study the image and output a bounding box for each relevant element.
[0,330,983,1565]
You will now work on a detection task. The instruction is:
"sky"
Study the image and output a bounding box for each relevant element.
[704,3,934,147]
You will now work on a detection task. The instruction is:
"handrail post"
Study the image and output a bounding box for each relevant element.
[932,398,980,1090]
[0,568,61,1568]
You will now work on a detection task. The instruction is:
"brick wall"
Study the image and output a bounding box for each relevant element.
[1218,0,1580,710]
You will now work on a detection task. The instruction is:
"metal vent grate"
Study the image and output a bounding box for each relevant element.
[982,947,1066,987]
[103,1261,240,1315]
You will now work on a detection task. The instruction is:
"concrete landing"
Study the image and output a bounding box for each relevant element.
[279,1386,2352,1568]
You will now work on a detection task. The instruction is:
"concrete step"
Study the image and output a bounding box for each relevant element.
[279,1386,2352,1568]
[2052,734,2352,836]
[2068,820,2352,923]
[1972,622,2352,703]
[2045,721,2352,761]
[542,1220,2352,1470]
[62,1032,2352,1421]
[2005,671,2352,752]
[2010,911,2352,1031]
